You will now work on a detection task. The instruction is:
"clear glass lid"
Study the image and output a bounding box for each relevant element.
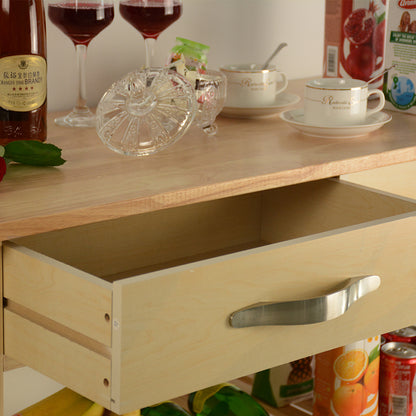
[96,68,196,157]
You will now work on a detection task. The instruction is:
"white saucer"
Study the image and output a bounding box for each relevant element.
[280,108,392,139]
[220,92,300,119]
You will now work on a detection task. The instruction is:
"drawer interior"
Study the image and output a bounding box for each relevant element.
[14,178,416,283]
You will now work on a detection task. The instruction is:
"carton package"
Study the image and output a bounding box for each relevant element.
[323,0,387,91]
[252,357,314,408]
[383,0,416,113]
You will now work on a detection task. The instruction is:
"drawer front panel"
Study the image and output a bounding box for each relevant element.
[3,243,112,346]
[112,214,416,413]
[4,310,112,408]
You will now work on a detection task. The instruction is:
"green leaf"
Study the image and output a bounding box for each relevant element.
[4,140,66,166]
[369,345,380,363]
[377,11,386,25]
[0,145,4,158]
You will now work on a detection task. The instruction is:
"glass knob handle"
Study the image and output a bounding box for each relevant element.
[229,275,380,328]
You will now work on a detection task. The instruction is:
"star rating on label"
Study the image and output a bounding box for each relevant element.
[12,87,34,91]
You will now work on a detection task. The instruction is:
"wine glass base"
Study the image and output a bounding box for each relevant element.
[54,109,96,128]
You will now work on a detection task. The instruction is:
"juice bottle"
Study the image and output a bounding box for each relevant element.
[313,337,380,416]
[323,0,387,90]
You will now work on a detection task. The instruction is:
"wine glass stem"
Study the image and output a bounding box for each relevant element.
[74,43,89,112]
[144,38,156,68]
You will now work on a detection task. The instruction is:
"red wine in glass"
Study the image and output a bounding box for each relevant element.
[48,3,114,46]
[48,1,114,127]
[120,1,182,39]
[119,0,183,67]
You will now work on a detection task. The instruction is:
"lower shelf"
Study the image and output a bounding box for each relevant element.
[13,375,313,416]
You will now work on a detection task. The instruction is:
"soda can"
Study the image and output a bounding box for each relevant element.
[379,342,416,416]
[313,336,380,416]
[383,327,416,345]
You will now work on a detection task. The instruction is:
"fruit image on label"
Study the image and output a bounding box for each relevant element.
[334,350,369,384]
[332,383,367,416]
[0,55,47,112]
[344,8,376,45]
[313,337,380,416]
[364,356,380,396]
[288,357,313,384]
[323,0,387,88]
[342,1,385,82]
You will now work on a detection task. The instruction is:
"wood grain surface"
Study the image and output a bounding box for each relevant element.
[1,78,416,242]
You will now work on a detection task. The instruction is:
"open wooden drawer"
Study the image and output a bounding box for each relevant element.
[3,179,416,414]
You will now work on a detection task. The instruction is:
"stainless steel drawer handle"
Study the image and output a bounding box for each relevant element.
[229,275,380,328]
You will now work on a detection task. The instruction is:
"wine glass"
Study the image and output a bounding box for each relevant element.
[119,0,183,68]
[48,0,114,127]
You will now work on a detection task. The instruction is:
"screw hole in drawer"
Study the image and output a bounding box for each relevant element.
[103,378,110,387]
[104,313,110,322]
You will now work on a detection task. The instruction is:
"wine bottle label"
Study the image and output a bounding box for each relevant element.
[192,383,232,414]
[0,55,46,112]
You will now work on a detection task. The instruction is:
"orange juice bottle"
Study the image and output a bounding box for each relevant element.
[313,337,380,416]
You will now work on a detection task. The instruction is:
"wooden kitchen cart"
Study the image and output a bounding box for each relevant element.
[1,78,416,415]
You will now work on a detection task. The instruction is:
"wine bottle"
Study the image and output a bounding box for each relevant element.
[188,384,269,416]
[0,0,47,145]
[141,402,192,416]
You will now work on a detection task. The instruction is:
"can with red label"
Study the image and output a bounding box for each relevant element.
[379,342,416,416]
[383,327,416,344]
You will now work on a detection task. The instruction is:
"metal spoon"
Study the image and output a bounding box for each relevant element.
[366,65,396,84]
[261,42,288,70]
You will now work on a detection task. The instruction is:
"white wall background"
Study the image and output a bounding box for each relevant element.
[47,0,325,111]
[4,1,325,415]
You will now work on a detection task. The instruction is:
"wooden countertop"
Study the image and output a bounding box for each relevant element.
[1,77,416,241]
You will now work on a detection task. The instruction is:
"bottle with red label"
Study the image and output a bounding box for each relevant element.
[0,0,47,145]
[323,0,387,89]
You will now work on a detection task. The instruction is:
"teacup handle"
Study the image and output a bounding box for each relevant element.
[366,89,385,118]
[275,72,288,96]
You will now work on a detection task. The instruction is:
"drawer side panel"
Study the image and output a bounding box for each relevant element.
[3,243,112,346]
[4,310,112,408]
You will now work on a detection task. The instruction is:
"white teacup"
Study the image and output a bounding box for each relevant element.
[304,78,385,126]
[220,64,288,108]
